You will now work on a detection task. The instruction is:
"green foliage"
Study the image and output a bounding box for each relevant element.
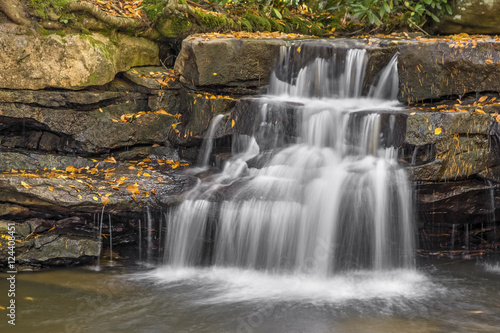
[344,0,453,28]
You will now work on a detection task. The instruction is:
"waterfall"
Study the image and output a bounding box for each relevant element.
[197,114,224,168]
[162,46,414,275]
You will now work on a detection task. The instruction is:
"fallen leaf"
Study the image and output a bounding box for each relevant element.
[78,194,82,200]
[434,127,442,135]
[143,172,151,177]
[49,186,54,191]
[478,96,488,103]
[101,196,109,205]
[21,181,32,189]
[126,183,140,194]
[93,196,99,201]
[102,156,117,163]
[231,119,235,127]
[485,59,493,65]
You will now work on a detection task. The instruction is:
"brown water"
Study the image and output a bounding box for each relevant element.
[1,256,500,333]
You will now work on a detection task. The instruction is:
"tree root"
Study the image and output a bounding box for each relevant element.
[163,0,198,19]
[66,1,146,29]
[0,0,31,26]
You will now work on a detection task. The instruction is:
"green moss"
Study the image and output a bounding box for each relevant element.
[196,10,235,30]
[242,13,271,32]
[268,18,285,32]
[80,34,114,61]
[86,72,99,86]
[29,0,74,20]
[157,15,192,37]
[238,19,253,32]
[143,0,166,21]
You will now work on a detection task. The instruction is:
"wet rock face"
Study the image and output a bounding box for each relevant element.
[402,111,499,181]
[437,0,500,35]
[398,40,500,103]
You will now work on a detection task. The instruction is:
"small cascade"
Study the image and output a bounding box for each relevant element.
[147,207,153,264]
[138,219,142,263]
[108,214,113,266]
[369,54,399,100]
[162,46,414,276]
[486,180,497,250]
[96,206,105,270]
[197,114,224,168]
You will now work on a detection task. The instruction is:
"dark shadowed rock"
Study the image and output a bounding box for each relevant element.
[398,40,500,103]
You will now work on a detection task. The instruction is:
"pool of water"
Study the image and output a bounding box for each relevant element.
[1,256,500,333]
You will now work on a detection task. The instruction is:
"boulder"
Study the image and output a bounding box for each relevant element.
[0,24,159,90]
[0,93,179,153]
[437,0,500,35]
[398,40,500,103]
[174,36,286,88]
[404,111,498,181]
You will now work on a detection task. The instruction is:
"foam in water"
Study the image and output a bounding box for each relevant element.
[159,44,414,290]
[134,267,434,304]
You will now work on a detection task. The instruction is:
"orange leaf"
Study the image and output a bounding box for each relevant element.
[485,59,493,65]
[126,182,140,194]
[101,196,109,205]
[102,156,117,163]
[49,186,54,191]
[478,96,488,103]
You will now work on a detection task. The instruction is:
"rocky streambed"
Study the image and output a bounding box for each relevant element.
[1,26,500,269]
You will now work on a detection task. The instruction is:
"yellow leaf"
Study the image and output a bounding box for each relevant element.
[297,46,301,53]
[93,196,99,201]
[78,194,82,200]
[21,181,32,189]
[213,73,217,76]
[99,108,103,113]
[48,226,56,232]
[0,306,5,310]
[231,119,235,128]
[434,127,442,135]
[49,186,54,191]
[143,172,151,177]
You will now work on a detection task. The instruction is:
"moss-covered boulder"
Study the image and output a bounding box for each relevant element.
[0,23,159,90]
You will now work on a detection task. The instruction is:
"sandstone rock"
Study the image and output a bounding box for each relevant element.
[174,36,286,88]
[398,41,500,103]
[0,24,159,90]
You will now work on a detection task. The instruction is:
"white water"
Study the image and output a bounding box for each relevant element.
[198,114,224,168]
[158,46,417,298]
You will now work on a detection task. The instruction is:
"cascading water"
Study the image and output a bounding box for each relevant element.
[162,44,413,276]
